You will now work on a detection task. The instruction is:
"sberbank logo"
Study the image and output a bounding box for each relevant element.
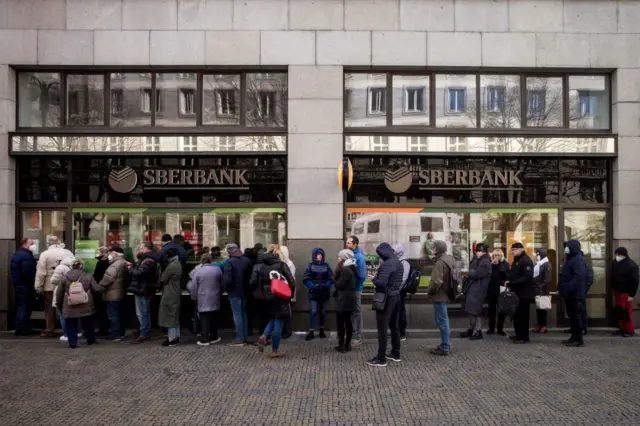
[108,167,138,194]
[384,166,413,194]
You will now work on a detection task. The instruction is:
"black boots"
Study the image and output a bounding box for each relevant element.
[319,328,326,338]
[459,329,473,338]
[469,331,483,341]
[305,330,315,341]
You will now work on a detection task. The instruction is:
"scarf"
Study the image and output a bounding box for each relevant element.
[533,257,548,278]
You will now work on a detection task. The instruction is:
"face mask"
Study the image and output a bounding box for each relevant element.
[28,245,36,253]
[108,254,114,262]
[616,255,624,262]
[475,252,483,258]
[564,247,570,255]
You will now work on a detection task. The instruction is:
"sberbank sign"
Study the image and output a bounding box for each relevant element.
[143,169,249,188]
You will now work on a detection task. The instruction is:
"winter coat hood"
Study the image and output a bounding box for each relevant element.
[392,244,406,261]
[376,243,395,261]
[565,240,581,257]
[537,248,547,259]
[281,246,291,262]
[262,252,280,266]
[312,248,326,264]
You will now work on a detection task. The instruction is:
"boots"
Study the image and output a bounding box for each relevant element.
[469,330,483,341]
[319,328,326,338]
[459,329,473,338]
[305,330,315,341]
[335,342,345,353]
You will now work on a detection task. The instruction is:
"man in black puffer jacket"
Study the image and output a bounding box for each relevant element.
[127,242,161,344]
[367,242,404,367]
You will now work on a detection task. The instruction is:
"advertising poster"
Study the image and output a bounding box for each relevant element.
[75,240,100,273]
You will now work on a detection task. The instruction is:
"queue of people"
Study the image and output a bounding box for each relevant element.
[8,234,640,363]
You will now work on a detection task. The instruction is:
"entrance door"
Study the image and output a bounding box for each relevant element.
[561,210,609,327]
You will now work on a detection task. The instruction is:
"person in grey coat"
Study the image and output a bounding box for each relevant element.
[188,253,224,346]
[158,249,183,347]
[460,243,492,341]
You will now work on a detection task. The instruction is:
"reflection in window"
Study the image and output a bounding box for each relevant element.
[145,136,160,152]
[570,76,609,129]
[526,77,563,127]
[107,137,124,152]
[246,73,287,127]
[111,89,123,115]
[528,90,546,116]
[368,87,386,114]
[21,211,67,259]
[447,88,465,113]
[203,74,240,125]
[18,73,61,127]
[66,74,105,126]
[486,137,508,152]
[448,136,468,152]
[218,136,235,151]
[156,73,196,127]
[110,73,151,127]
[436,75,476,128]
[216,90,237,117]
[181,136,198,152]
[409,136,428,151]
[141,89,161,114]
[345,73,386,127]
[561,159,607,203]
[486,86,505,112]
[481,75,521,128]
[405,87,425,113]
[372,136,389,151]
[393,75,429,126]
[179,89,196,116]
[258,91,275,119]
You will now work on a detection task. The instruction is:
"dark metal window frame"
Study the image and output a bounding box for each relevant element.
[12,66,288,135]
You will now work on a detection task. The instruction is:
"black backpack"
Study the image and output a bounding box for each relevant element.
[498,290,519,317]
[403,261,422,295]
[443,262,462,301]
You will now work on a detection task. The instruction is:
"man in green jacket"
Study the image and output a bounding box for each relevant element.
[427,240,454,356]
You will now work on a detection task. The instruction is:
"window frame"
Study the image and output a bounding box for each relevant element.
[446,87,466,115]
[368,87,386,116]
[403,86,427,114]
[178,88,197,117]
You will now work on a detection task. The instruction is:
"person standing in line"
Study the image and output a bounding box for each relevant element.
[93,246,111,337]
[10,238,37,336]
[188,253,224,346]
[557,240,587,347]
[428,240,454,356]
[346,236,366,347]
[460,243,491,341]
[160,234,187,268]
[486,249,509,336]
[55,260,101,349]
[333,249,358,353]
[127,242,160,344]
[424,233,436,262]
[303,248,333,341]
[253,245,296,358]
[99,247,128,341]
[504,242,535,344]
[533,249,552,334]
[581,253,594,335]
[280,246,296,339]
[392,244,410,341]
[223,243,253,346]
[50,254,76,342]
[611,247,639,338]
[34,236,74,338]
[367,242,404,367]
[158,248,183,347]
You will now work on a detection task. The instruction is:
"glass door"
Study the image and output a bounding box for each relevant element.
[561,210,609,327]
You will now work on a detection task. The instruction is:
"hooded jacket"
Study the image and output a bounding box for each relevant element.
[392,244,411,290]
[303,248,333,301]
[50,256,75,291]
[223,249,253,299]
[99,255,128,302]
[372,243,403,297]
[508,249,535,300]
[10,247,36,291]
[250,252,295,319]
[160,242,188,267]
[280,246,297,278]
[427,240,454,303]
[352,246,367,291]
[35,243,74,293]
[558,240,587,300]
[127,250,161,296]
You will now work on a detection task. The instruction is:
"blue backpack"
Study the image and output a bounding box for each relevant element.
[403,260,422,295]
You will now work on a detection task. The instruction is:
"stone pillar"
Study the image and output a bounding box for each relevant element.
[286,66,344,328]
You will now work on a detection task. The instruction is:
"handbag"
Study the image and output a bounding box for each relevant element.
[371,292,387,311]
[535,295,552,310]
[270,271,291,299]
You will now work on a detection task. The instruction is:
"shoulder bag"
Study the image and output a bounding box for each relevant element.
[371,291,387,311]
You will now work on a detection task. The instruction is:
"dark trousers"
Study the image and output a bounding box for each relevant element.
[536,309,548,327]
[106,301,125,338]
[487,298,506,332]
[565,298,585,343]
[65,315,96,346]
[14,288,33,333]
[336,311,354,348]
[376,295,400,359]
[199,311,219,343]
[513,299,531,341]
[398,293,407,336]
[94,293,110,334]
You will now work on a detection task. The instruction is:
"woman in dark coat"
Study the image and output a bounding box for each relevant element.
[487,249,510,336]
[533,248,552,333]
[333,249,358,353]
[158,248,183,347]
[461,243,492,340]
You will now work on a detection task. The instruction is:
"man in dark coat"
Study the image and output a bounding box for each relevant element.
[160,234,188,268]
[612,247,639,337]
[303,248,333,341]
[558,240,587,347]
[93,246,111,336]
[10,238,37,336]
[223,243,253,346]
[367,242,404,367]
[461,243,491,340]
[127,242,160,344]
[505,242,535,344]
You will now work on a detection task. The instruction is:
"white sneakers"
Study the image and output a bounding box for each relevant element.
[197,337,222,346]
[59,335,68,342]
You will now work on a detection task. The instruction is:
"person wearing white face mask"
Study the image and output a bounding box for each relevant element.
[10,238,38,336]
[611,247,639,338]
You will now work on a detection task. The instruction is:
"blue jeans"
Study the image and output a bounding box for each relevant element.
[433,302,451,353]
[134,295,151,338]
[106,301,125,338]
[168,327,180,341]
[230,297,248,342]
[65,315,95,346]
[14,288,32,333]
[59,311,67,337]
[263,319,283,351]
[309,299,327,330]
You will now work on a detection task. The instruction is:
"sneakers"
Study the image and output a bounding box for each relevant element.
[228,340,246,347]
[59,335,68,342]
[319,329,326,338]
[68,344,76,349]
[130,336,150,344]
[430,347,449,356]
[305,331,315,341]
[162,338,180,347]
[386,353,401,362]
[400,335,407,342]
[459,329,473,338]
[469,331,483,341]
[196,341,210,346]
[211,337,222,344]
[366,357,387,367]
[351,339,362,347]
[106,335,124,342]
[563,339,584,347]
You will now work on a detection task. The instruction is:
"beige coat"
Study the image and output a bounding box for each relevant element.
[99,256,128,302]
[35,244,74,293]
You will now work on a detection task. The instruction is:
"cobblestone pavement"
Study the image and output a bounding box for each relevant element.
[0,332,639,426]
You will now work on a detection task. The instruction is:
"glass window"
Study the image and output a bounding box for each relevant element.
[66,74,105,126]
[17,157,68,202]
[560,159,608,203]
[109,73,151,127]
[436,74,476,128]
[246,73,287,127]
[526,77,563,127]
[18,72,61,127]
[155,73,196,127]
[202,74,240,125]
[409,136,428,152]
[569,76,609,129]
[181,136,198,152]
[21,211,67,259]
[393,75,429,126]
[481,75,521,128]
[345,73,387,127]
[145,136,160,152]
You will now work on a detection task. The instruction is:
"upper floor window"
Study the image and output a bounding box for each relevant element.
[447,88,465,114]
[486,86,505,113]
[368,88,386,115]
[179,89,196,116]
[141,89,162,114]
[528,90,546,117]
[404,87,426,113]
[218,136,235,151]
[111,90,123,116]
[578,92,597,117]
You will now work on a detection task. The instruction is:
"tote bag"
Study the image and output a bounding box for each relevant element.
[535,295,552,310]
[270,271,291,299]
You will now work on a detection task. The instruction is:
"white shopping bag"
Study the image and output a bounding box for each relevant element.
[499,286,507,294]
